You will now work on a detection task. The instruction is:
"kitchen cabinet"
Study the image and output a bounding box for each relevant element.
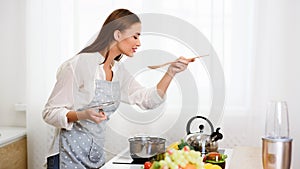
[0,137,27,169]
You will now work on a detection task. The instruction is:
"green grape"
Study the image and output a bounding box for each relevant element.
[169,162,178,169]
[159,160,168,168]
[165,156,172,163]
[151,146,205,169]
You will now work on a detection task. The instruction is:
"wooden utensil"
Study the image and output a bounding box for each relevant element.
[147,54,208,69]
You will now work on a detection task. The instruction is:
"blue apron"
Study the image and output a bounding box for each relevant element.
[59,80,120,169]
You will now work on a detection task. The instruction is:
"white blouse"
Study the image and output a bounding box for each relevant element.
[42,52,165,158]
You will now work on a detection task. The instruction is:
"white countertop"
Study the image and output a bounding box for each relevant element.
[0,126,26,147]
[102,149,142,169]
[102,148,233,169]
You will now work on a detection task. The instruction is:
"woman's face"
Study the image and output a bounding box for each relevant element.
[116,22,141,57]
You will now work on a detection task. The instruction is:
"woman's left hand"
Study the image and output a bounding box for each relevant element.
[167,56,194,76]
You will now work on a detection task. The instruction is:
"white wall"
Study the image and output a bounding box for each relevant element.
[0,0,26,127]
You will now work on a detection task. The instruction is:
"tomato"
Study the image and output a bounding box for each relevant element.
[203,155,207,162]
[183,145,190,152]
[167,149,174,155]
[144,161,152,169]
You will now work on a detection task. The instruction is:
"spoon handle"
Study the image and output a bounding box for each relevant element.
[188,54,209,61]
[147,54,209,69]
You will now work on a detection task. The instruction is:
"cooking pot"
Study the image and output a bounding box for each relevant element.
[128,136,166,161]
[185,116,223,154]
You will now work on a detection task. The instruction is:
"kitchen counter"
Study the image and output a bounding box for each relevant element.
[228,146,263,169]
[228,146,294,169]
[0,127,26,147]
[102,146,294,169]
[102,148,233,169]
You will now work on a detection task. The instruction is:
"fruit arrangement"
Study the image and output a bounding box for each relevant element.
[143,141,226,169]
[144,146,203,169]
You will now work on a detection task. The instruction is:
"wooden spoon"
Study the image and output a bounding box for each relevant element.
[147,54,208,69]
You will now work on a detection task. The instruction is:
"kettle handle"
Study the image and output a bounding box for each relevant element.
[186,116,214,135]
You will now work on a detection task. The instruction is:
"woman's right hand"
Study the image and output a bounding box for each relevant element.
[76,108,107,123]
[167,56,193,76]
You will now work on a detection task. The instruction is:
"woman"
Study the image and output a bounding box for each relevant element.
[43,8,193,169]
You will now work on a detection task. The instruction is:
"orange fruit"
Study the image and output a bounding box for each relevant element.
[184,164,197,169]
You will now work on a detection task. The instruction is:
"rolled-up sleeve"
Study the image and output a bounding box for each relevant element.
[119,65,166,109]
[42,62,75,130]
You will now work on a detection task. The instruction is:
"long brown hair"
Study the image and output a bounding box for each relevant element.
[78,9,141,62]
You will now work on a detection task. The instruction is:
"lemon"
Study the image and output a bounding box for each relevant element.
[204,163,213,169]
[167,141,179,150]
[210,165,222,169]
[204,163,222,169]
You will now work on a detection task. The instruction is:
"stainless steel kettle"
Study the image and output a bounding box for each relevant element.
[185,116,223,154]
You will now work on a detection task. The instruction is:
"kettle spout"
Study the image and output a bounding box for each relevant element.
[210,127,223,142]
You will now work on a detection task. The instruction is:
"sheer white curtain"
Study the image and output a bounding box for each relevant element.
[26,0,74,168]
[247,1,300,168]
[223,1,300,168]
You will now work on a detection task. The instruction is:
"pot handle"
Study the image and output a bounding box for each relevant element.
[186,116,214,135]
